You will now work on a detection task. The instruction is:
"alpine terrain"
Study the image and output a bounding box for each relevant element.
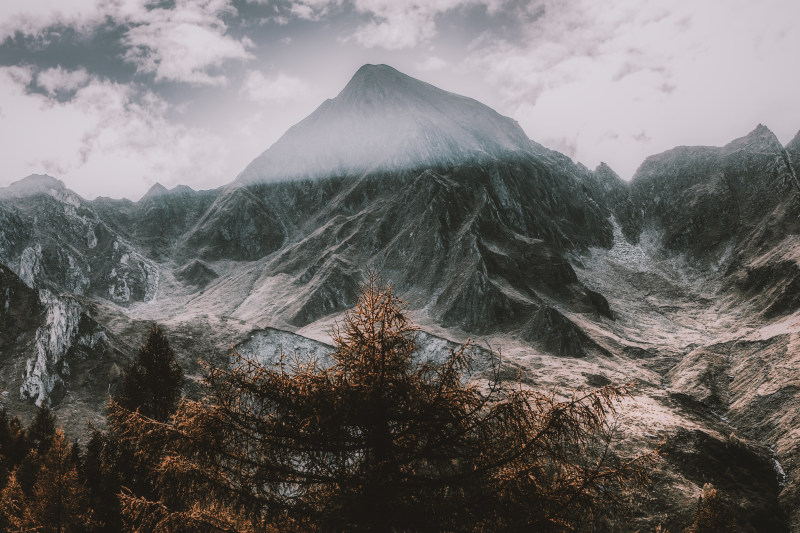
[2,64,800,531]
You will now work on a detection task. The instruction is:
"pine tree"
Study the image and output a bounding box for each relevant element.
[110,275,650,532]
[83,325,185,531]
[28,404,56,454]
[116,324,184,422]
[27,429,93,533]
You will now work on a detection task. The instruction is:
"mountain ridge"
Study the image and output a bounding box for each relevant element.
[1,64,800,531]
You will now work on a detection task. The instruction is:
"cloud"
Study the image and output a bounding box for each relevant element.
[2,0,254,86]
[416,56,448,72]
[461,0,800,179]
[0,66,229,199]
[122,0,253,85]
[0,0,103,41]
[345,0,485,49]
[241,70,310,103]
[36,66,90,95]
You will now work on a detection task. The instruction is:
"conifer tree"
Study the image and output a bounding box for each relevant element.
[110,275,650,532]
[85,325,184,531]
[0,470,26,532]
[28,404,56,454]
[116,324,184,422]
[27,429,93,533]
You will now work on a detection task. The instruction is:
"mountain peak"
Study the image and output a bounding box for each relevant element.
[141,182,169,201]
[0,174,66,198]
[724,124,781,153]
[338,64,423,101]
[236,65,533,184]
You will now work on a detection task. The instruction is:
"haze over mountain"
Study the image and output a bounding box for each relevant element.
[236,64,535,184]
[1,64,800,531]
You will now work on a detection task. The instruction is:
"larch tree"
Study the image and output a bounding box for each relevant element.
[109,274,651,532]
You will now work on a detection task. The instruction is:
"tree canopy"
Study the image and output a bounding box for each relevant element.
[109,275,649,532]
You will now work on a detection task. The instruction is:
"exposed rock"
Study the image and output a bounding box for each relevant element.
[179,186,285,261]
[0,262,44,357]
[19,290,109,406]
[525,306,593,358]
[174,260,218,289]
[660,428,787,532]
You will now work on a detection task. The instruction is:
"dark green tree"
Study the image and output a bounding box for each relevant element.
[28,405,56,455]
[116,324,184,422]
[82,325,184,531]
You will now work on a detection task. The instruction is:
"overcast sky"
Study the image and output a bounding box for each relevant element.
[1,0,798,200]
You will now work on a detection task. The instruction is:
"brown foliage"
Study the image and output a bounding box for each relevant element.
[0,429,93,533]
[109,274,650,532]
[684,484,738,533]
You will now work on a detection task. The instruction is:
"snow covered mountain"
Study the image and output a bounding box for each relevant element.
[236,64,535,184]
[2,64,800,530]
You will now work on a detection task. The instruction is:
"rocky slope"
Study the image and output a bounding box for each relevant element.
[1,64,799,530]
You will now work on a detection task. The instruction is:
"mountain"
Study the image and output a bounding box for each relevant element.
[1,65,800,530]
[236,64,534,184]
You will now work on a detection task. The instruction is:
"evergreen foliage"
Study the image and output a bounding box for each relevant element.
[116,324,184,422]
[28,404,56,455]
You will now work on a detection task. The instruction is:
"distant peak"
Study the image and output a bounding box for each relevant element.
[337,63,438,104]
[350,64,405,82]
[725,124,781,153]
[15,174,64,189]
[141,182,169,201]
[595,162,618,176]
[235,63,534,184]
[0,174,66,198]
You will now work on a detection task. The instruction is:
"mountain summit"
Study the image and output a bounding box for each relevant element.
[236,64,533,184]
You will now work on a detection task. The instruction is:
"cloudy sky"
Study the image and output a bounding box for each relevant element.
[1,0,798,200]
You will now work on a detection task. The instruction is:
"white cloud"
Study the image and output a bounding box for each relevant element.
[464,0,800,179]
[241,70,310,103]
[122,0,253,85]
[36,66,90,95]
[416,56,448,72]
[2,0,253,86]
[0,0,104,41]
[0,67,229,199]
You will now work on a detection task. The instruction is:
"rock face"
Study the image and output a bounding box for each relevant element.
[0,175,159,304]
[0,262,111,407]
[2,64,800,530]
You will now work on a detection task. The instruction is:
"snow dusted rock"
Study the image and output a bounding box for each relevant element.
[19,289,108,406]
[18,244,43,288]
[236,327,334,368]
[235,327,491,377]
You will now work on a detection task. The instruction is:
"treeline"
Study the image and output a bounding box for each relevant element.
[0,324,184,532]
[0,277,733,532]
